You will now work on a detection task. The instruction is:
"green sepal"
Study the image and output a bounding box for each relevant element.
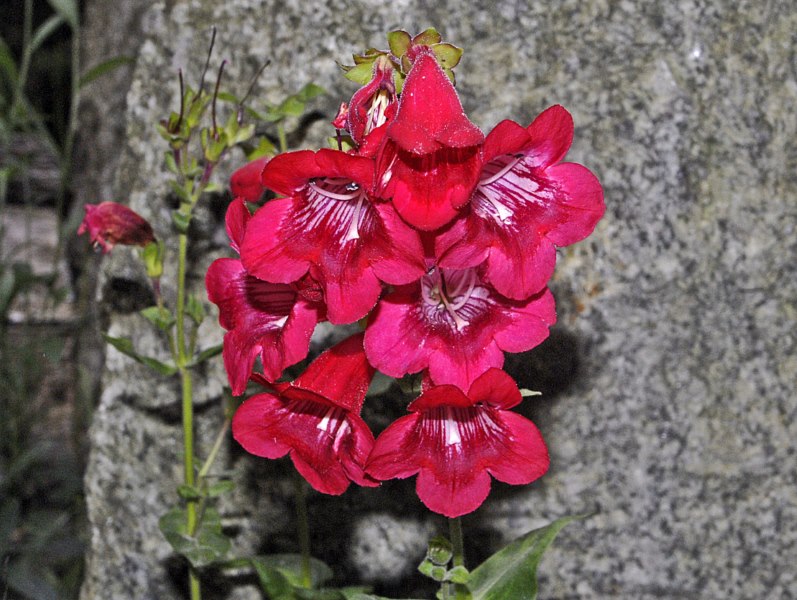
[519,389,542,398]
[447,565,470,584]
[412,28,442,46]
[344,61,377,85]
[468,514,587,600]
[171,209,192,234]
[426,536,453,565]
[103,334,177,376]
[159,506,231,568]
[140,305,174,331]
[141,240,165,279]
[387,30,412,57]
[431,43,463,69]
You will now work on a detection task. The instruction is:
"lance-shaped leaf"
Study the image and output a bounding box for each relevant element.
[468,514,586,600]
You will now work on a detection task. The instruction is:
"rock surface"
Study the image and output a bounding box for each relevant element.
[80,1,797,598]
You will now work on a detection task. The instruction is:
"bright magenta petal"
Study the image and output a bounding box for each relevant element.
[206,258,319,394]
[232,336,378,495]
[485,412,549,485]
[367,378,549,517]
[416,464,492,518]
[225,197,250,254]
[230,156,269,202]
[292,333,373,412]
[232,392,291,459]
[377,52,484,231]
[435,108,604,299]
[78,202,155,253]
[365,268,552,391]
[525,104,574,168]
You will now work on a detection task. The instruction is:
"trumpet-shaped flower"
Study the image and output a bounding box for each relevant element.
[364,266,555,391]
[206,198,322,394]
[436,105,605,299]
[78,201,155,253]
[241,148,425,324]
[232,333,378,495]
[376,51,483,230]
[366,368,549,517]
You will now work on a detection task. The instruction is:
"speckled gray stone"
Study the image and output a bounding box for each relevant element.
[80,1,797,599]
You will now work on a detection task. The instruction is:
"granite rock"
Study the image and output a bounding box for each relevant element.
[80,1,797,598]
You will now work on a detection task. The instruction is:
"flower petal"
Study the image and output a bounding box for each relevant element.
[416,464,492,518]
[230,156,269,202]
[484,412,549,485]
[292,333,373,412]
[526,104,574,168]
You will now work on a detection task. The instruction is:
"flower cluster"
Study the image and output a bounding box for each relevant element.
[208,30,604,518]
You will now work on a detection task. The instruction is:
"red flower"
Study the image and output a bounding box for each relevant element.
[232,333,378,495]
[241,148,425,324]
[344,57,398,152]
[230,156,270,202]
[364,266,555,392]
[366,368,549,517]
[78,201,155,253]
[206,198,322,395]
[376,50,483,231]
[436,105,605,299]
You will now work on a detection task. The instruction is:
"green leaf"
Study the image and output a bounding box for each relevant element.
[189,343,223,367]
[79,56,135,88]
[206,480,235,497]
[46,0,78,29]
[295,82,326,102]
[251,561,294,599]
[103,334,177,376]
[295,590,346,600]
[252,554,334,588]
[0,267,15,316]
[519,389,542,398]
[468,514,586,600]
[345,595,425,600]
[186,295,205,325]
[171,209,192,233]
[141,240,165,279]
[0,37,19,86]
[140,306,174,331]
[177,485,202,501]
[246,136,277,160]
[29,15,66,55]
[159,507,231,568]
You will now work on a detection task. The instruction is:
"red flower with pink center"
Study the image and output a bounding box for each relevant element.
[366,368,549,517]
[436,105,605,299]
[376,50,483,231]
[232,333,378,495]
[206,198,322,395]
[78,201,155,253]
[364,266,555,391]
[240,148,425,324]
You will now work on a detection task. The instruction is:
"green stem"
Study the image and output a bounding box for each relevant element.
[277,123,288,154]
[294,473,312,588]
[176,230,201,600]
[449,517,468,600]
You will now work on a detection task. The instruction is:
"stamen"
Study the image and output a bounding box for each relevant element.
[317,406,338,433]
[344,192,366,241]
[479,154,524,186]
[308,181,360,201]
